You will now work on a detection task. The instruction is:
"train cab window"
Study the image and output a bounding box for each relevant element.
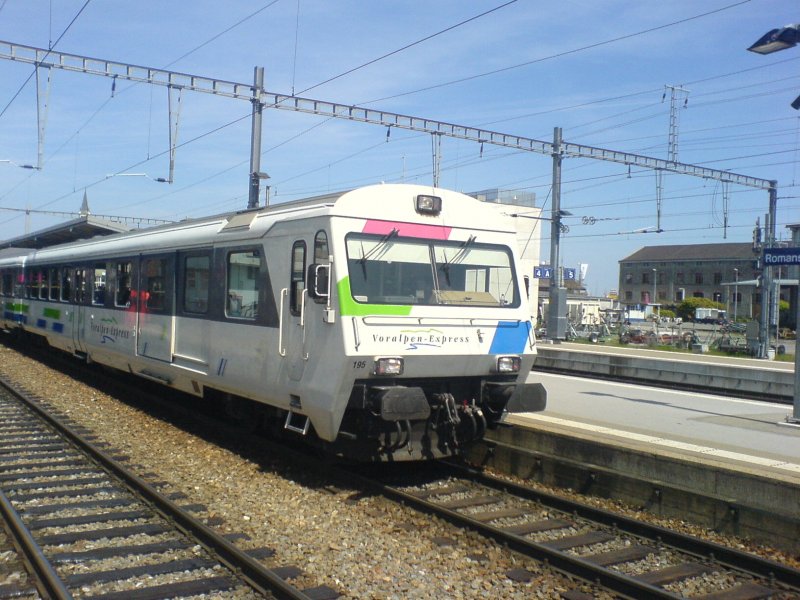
[60,270,72,302]
[115,262,132,307]
[226,250,260,320]
[183,255,210,314]
[314,230,329,262]
[49,268,61,300]
[92,264,107,306]
[143,258,167,311]
[290,241,306,316]
[0,272,10,297]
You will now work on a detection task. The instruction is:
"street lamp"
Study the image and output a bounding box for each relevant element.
[748,24,799,54]
[652,268,657,318]
[748,24,800,109]
[733,268,739,322]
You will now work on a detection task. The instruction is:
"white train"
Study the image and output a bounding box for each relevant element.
[0,184,545,460]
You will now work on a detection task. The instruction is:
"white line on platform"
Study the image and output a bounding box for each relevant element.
[514,412,800,475]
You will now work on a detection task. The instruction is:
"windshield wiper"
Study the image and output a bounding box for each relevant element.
[358,228,398,279]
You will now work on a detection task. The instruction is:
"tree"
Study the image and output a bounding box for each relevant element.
[778,299,790,328]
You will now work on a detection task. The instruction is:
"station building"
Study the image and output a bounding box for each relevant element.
[619,243,765,319]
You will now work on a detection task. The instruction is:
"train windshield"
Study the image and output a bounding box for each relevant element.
[345,233,519,307]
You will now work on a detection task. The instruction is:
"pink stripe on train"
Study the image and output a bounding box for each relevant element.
[362,220,452,240]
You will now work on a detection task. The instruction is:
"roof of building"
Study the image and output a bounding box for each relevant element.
[620,242,755,263]
[0,215,132,250]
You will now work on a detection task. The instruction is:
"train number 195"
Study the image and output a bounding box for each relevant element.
[352,360,367,369]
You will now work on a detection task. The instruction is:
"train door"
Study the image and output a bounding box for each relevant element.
[283,240,308,382]
[281,232,332,383]
[173,250,211,372]
[70,267,88,355]
[136,255,174,362]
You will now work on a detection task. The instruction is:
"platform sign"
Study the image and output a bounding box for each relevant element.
[534,266,553,279]
[564,268,576,281]
[763,247,800,266]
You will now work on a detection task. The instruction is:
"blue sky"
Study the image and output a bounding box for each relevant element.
[0,0,797,295]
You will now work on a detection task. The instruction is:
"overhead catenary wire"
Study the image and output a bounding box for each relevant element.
[0,0,92,119]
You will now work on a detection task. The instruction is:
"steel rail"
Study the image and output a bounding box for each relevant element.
[0,488,73,599]
[375,476,680,600]
[0,377,313,600]
[444,460,800,589]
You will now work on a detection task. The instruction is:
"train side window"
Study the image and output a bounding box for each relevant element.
[74,269,87,304]
[13,270,24,297]
[226,250,260,320]
[143,258,167,311]
[49,268,61,300]
[184,255,210,314]
[0,271,10,297]
[290,241,306,316]
[60,270,72,302]
[92,263,107,306]
[37,269,47,299]
[115,261,132,307]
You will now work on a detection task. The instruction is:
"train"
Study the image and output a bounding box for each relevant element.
[0,183,545,461]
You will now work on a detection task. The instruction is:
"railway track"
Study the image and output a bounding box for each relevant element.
[1,339,798,598]
[367,461,800,599]
[0,380,339,600]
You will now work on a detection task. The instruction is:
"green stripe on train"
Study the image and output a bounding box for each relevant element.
[43,307,61,319]
[337,276,412,317]
[4,302,28,313]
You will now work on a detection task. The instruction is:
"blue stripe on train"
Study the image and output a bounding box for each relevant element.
[488,320,531,355]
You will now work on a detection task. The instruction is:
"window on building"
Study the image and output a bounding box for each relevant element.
[676,272,684,284]
[713,272,722,285]
[624,272,633,284]
[640,291,649,303]
[713,292,722,303]
[624,291,632,301]
[693,291,704,298]
[641,272,650,284]
[694,272,703,285]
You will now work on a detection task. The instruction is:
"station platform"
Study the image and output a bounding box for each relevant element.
[473,365,800,551]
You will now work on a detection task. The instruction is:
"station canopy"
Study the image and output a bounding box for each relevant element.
[0,215,131,250]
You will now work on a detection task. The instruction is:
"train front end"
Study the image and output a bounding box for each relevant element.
[324,185,545,461]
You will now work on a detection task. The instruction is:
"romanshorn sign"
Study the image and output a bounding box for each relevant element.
[763,247,800,266]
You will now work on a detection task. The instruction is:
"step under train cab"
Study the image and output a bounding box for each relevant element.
[0,183,546,461]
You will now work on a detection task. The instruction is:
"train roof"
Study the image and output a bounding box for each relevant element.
[0,184,516,263]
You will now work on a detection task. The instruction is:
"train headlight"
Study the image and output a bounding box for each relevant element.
[374,357,404,376]
[496,356,521,373]
[415,194,442,215]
